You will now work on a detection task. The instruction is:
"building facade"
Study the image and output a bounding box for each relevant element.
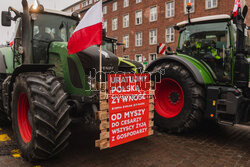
[63,0,249,64]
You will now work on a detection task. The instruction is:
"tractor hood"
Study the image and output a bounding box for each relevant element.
[77,46,119,77]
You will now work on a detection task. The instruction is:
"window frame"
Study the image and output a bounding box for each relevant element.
[103,20,107,32]
[166,27,175,43]
[123,14,129,28]
[135,10,143,25]
[113,2,118,11]
[123,35,129,48]
[103,6,107,14]
[148,53,157,63]
[205,0,218,9]
[135,54,143,62]
[166,1,175,18]
[150,6,157,22]
[136,0,142,4]
[124,0,129,8]
[135,32,143,47]
[149,29,157,45]
[112,17,118,31]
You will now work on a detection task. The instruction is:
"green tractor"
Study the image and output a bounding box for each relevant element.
[0,0,142,161]
[147,5,250,133]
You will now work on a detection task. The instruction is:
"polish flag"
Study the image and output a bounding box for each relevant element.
[233,0,241,17]
[68,0,103,55]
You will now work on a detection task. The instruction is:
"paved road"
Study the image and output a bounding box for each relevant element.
[1,122,250,167]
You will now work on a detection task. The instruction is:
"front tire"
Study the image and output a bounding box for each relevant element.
[152,62,205,133]
[11,72,71,161]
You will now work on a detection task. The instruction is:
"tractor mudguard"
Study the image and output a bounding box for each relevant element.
[10,64,54,84]
[145,55,204,85]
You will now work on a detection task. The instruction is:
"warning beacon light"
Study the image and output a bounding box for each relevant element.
[186,2,192,24]
[186,2,192,11]
[30,0,44,13]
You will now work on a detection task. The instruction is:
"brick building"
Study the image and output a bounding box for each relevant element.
[63,0,249,64]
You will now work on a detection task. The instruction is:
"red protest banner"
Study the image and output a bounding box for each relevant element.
[108,73,150,147]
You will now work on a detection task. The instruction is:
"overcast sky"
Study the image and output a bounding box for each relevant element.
[0,0,80,45]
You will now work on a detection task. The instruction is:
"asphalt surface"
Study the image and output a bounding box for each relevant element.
[1,122,250,167]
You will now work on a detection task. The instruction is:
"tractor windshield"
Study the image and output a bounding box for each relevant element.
[33,14,77,42]
[32,14,77,63]
[178,22,232,82]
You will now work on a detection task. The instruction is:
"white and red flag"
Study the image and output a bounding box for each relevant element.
[233,0,244,17]
[67,0,103,55]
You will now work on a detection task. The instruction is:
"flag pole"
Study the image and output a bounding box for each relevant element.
[99,45,102,84]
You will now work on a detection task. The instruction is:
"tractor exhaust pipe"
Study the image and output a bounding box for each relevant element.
[21,0,31,64]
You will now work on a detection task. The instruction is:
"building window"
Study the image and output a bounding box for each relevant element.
[166,1,175,18]
[206,0,217,9]
[103,6,107,14]
[89,0,93,4]
[123,55,129,59]
[136,0,142,4]
[150,6,157,22]
[112,18,118,31]
[74,4,80,10]
[113,2,117,11]
[124,0,129,7]
[123,14,129,28]
[135,54,143,62]
[135,10,142,25]
[103,21,107,32]
[135,32,142,47]
[184,0,195,13]
[149,53,157,63]
[149,29,157,45]
[166,27,174,43]
[123,35,129,48]
[83,1,88,7]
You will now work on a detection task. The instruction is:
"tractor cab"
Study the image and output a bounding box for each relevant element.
[175,15,234,83]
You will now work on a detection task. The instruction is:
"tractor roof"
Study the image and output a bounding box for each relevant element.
[43,9,72,17]
[177,14,231,27]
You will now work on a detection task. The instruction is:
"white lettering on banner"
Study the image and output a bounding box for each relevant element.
[111,85,141,93]
[111,93,146,104]
[110,76,148,84]
[116,128,148,140]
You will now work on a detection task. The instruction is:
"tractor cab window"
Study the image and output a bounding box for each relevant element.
[101,40,115,53]
[178,22,232,82]
[32,14,77,63]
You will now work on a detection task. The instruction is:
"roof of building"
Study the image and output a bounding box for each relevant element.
[43,9,72,17]
[62,0,82,11]
[177,14,231,27]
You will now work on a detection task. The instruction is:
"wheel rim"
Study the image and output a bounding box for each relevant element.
[17,92,32,143]
[155,78,184,118]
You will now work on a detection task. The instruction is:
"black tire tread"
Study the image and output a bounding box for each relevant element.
[152,62,205,133]
[11,72,71,161]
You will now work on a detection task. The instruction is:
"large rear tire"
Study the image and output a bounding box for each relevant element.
[11,72,71,161]
[152,62,205,133]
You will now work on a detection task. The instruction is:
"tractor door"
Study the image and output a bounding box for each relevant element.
[178,22,233,83]
[13,18,23,69]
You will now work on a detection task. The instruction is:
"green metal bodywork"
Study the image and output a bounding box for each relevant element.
[0,47,14,74]
[0,41,140,96]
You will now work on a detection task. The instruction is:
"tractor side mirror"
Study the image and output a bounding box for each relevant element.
[1,11,11,26]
